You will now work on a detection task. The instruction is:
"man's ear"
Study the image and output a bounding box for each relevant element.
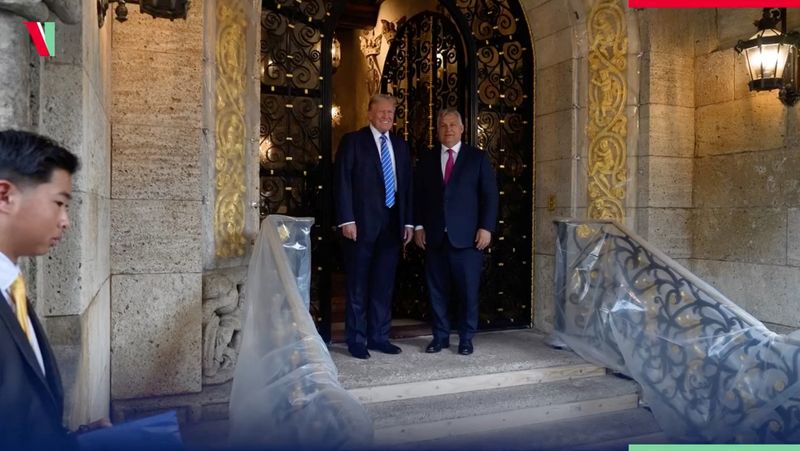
[0,180,18,214]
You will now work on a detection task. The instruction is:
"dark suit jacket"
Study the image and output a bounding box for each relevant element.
[0,298,77,451]
[334,126,413,241]
[415,143,499,249]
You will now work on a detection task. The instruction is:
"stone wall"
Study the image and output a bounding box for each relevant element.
[526,0,645,332]
[0,0,112,428]
[525,4,800,335]
[110,1,205,406]
[526,0,583,333]
[690,9,800,330]
[634,9,695,263]
[110,0,261,422]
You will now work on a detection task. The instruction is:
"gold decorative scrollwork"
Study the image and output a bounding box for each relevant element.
[214,0,248,258]
[587,0,628,221]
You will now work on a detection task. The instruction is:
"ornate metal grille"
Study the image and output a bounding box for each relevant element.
[260,0,342,339]
[260,0,533,337]
[381,12,465,322]
[455,0,533,329]
[555,220,800,443]
[382,12,465,155]
[381,0,534,329]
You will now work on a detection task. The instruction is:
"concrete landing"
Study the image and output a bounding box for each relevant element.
[330,329,592,389]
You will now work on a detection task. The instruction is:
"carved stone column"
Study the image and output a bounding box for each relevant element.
[587,0,629,222]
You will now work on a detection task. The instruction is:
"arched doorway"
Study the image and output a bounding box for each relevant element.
[381,11,467,327]
[259,0,534,341]
[382,2,534,331]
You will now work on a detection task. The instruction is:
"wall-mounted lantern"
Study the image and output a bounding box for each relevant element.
[735,8,800,106]
[97,0,190,28]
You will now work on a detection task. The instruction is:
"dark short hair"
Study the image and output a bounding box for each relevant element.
[0,130,79,187]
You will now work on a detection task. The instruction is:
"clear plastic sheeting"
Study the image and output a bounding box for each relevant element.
[553,219,800,444]
[228,215,373,450]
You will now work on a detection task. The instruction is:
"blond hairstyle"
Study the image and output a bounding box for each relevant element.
[368,94,398,110]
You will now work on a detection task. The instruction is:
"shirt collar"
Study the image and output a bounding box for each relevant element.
[441,142,462,154]
[369,124,388,141]
[0,251,20,295]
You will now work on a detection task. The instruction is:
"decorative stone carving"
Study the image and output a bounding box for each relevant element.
[381,17,405,45]
[359,28,381,96]
[202,272,243,385]
[0,0,80,23]
[587,0,628,222]
[214,0,248,258]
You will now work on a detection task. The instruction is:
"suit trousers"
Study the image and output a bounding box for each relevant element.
[425,235,483,342]
[343,205,401,347]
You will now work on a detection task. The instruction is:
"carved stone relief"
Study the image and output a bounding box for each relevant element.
[214,0,248,258]
[359,28,382,96]
[587,0,628,221]
[202,271,244,385]
[359,16,406,97]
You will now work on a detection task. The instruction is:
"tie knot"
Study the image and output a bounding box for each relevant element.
[10,275,25,304]
[447,148,453,155]
[380,134,387,142]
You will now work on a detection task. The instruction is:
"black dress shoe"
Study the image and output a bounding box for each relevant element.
[348,344,370,359]
[367,341,402,354]
[458,340,473,355]
[425,338,450,353]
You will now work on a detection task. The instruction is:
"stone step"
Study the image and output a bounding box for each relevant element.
[350,362,603,404]
[331,330,597,390]
[389,407,662,450]
[370,374,640,446]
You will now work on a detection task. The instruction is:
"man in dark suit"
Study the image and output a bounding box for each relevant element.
[414,108,499,356]
[0,130,108,450]
[334,94,414,359]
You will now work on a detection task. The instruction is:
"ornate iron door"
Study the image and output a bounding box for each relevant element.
[259,0,343,341]
[381,11,465,323]
[382,1,534,330]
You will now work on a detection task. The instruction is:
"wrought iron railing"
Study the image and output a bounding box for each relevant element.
[228,215,372,449]
[554,219,800,443]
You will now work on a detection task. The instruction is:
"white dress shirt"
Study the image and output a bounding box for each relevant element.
[0,252,46,375]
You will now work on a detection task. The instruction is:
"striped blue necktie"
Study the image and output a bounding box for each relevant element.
[379,134,395,208]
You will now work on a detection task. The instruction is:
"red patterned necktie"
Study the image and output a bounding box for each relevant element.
[444,148,454,184]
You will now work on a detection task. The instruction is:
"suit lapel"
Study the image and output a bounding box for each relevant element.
[30,308,63,411]
[0,299,58,406]
[362,127,383,176]
[446,144,471,186]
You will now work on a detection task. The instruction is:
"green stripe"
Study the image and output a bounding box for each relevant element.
[631,446,800,451]
[43,22,55,56]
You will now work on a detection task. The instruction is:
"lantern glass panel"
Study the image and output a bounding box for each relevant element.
[744,29,791,81]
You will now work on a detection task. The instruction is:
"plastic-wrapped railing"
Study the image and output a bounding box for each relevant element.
[228,215,372,449]
[553,219,800,443]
